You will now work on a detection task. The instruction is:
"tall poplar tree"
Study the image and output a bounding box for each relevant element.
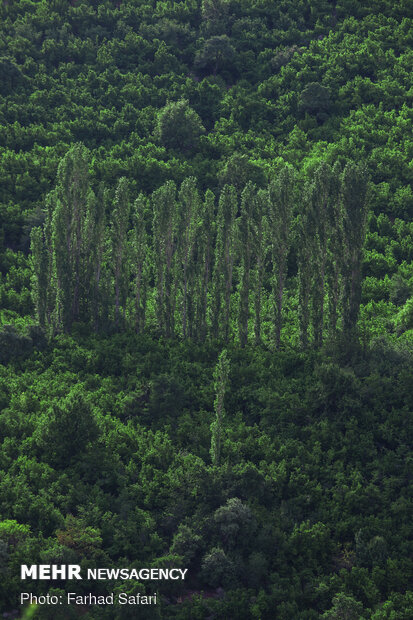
[310,162,333,348]
[111,177,131,328]
[326,162,343,338]
[152,181,177,337]
[177,178,201,339]
[50,195,68,331]
[132,194,149,334]
[42,191,56,329]
[297,191,313,350]
[210,349,230,467]
[237,182,256,347]
[341,162,369,336]
[57,143,93,328]
[195,189,214,342]
[90,183,107,332]
[211,185,237,341]
[81,188,103,324]
[40,144,97,332]
[267,164,295,348]
[29,226,48,328]
[298,174,326,350]
[253,190,267,344]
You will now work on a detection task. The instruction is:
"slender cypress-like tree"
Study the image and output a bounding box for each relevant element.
[341,162,369,336]
[177,178,201,338]
[310,162,332,348]
[210,349,230,467]
[195,189,215,342]
[253,190,267,344]
[98,233,112,334]
[267,164,295,348]
[210,192,223,340]
[111,177,131,328]
[56,143,92,327]
[132,194,149,334]
[297,181,314,350]
[211,185,237,341]
[51,196,70,331]
[237,182,256,347]
[90,183,107,332]
[29,226,48,328]
[80,187,102,324]
[41,190,57,329]
[326,161,343,338]
[152,180,177,337]
[223,186,237,342]
[40,144,97,332]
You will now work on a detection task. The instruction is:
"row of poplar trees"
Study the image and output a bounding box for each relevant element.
[30,144,369,348]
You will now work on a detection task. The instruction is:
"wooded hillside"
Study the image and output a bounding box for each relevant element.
[0,1,412,618]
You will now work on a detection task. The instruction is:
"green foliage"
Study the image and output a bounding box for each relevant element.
[299,82,332,123]
[154,99,205,153]
[322,593,364,619]
[210,349,230,466]
[266,163,295,348]
[194,35,236,78]
[214,498,253,548]
[218,152,266,193]
[0,56,24,95]
[0,332,411,616]
[394,297,413,334]
[201,547,235,588]
[111,176,131,327]
[34,387,100,468]
[56,515,102,560]
[201,0,230,36]
[0,324,32,363]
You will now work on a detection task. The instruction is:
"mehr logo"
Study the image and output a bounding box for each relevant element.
[21,565,82,580]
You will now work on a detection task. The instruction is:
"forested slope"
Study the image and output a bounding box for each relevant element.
[1,0,412,335]
[0,1,412,618]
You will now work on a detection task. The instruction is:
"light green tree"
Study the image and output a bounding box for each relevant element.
[210,349,230,467]
[111,177,131,328]
[267,164,295,348]
[310,162,334,348]
[195,189,215,342]
[39,143,99,332]
[132,194,149,334]
[341,162,369,336]
[211,185,237,341]
[237,181,257,347]
[152,181,178,337]
[29,226,48,328]
[253,190,267,345]
[177,177,201,338]
[326,162,343,338]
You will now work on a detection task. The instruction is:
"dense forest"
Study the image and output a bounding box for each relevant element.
[0,0,412,618]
